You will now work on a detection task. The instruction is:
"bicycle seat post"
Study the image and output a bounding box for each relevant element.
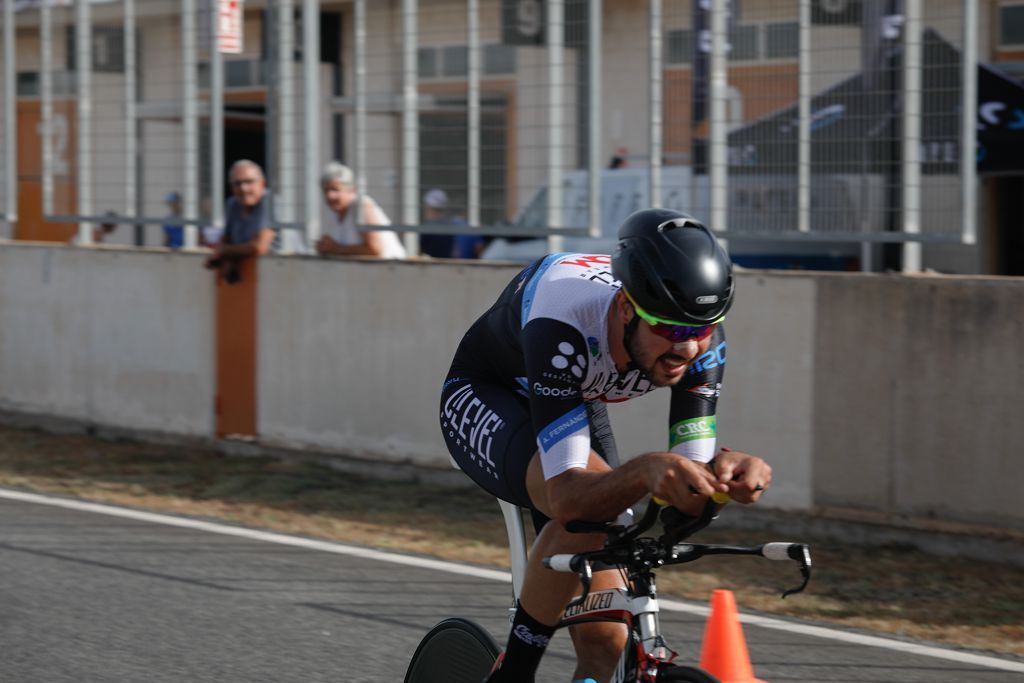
[498,499,529,604]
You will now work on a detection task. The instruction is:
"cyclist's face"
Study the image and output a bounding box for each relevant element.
[626,313,712,387]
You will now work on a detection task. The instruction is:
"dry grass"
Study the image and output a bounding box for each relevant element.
[1,424,1021,658]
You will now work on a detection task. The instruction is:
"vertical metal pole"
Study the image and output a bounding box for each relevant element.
[41,0,54,216]
[124,0,137,227]
[182,0,198,248]
[545,0,564,253]
[798,0,811,234]
[401,0,419,256]
[211,0,225,235]
[278,0,295,240]
[901,0,922,272]
[648,0,662,209]
[354,0,366,212]
[264,5,278,226]
[709,0,728,234]
[76,0,93,244]
[961,0,977,246]
[3,0,17,233]
[467,0,481,229]
[303,0,321,245]
[587,0,601,237]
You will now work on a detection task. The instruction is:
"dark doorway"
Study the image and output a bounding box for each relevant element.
[994,176,1024,275]
[224,122,267,201]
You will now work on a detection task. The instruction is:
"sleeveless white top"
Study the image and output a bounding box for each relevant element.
[326,196,407,259]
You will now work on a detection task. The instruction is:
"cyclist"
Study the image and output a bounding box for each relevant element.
[439,208,773,683]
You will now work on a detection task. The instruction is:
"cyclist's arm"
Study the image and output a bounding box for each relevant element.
[521,320,721,521]
[544,452,724,523]
[666,326,727,463]
[666,327,771,504]
[522,318,592,483]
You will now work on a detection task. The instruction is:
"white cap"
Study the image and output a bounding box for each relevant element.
[423,188,448,209]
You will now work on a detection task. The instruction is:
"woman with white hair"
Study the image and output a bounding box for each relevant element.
[316,161,406,259]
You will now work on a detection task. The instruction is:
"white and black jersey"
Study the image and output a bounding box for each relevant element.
[440,253,725,508]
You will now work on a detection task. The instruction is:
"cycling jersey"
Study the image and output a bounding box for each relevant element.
[441,253,725,507]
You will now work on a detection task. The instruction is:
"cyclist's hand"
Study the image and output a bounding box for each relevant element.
[648,453,727,511]
[714,447,772,504]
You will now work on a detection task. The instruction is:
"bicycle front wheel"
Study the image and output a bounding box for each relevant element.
[657,663,721,683]
[404,617,501,683]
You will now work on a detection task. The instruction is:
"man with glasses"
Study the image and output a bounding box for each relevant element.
[204,159,275,282]
[439,208,773,683]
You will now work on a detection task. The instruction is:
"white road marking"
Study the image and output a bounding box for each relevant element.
[3,487,1022,674]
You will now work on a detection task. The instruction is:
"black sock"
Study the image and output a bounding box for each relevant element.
[489,603,556,683]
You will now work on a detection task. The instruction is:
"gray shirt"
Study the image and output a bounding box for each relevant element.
[223,196,271,245]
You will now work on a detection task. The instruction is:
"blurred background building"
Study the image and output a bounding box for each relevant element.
[1,0,1022,274]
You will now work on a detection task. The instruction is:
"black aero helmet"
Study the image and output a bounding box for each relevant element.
[612,208,734,325]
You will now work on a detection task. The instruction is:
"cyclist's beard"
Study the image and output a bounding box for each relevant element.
[625,328,688,388]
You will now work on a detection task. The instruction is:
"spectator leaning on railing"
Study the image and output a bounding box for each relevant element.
[204,159,275,284]
[162,191,185,249]
[419,188,458,258]
[316,161,406,259]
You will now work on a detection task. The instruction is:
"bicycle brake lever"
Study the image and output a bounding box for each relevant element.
[781,544,812,598]
[564,560,594,609]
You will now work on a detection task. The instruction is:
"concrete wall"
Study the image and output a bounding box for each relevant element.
[257,258,518,467]
[0,244,215,436]
[1,243,1022,535]
[813,274,1024,529]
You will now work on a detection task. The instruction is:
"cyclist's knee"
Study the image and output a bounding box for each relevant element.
[570,621,629,670]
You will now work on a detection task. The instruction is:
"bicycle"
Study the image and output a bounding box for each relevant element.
[404,497,812,683]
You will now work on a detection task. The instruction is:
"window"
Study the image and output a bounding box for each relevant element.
[419,44,517,80]
[418,47,437,79]
[668,23,794,65]
[65,25,125,73]
[484,44,516,75]
[728,25,758,61]
[765,22,799,59]
[442,45,469,77]
[667,29,693,65]
[1000,4,1024,46]
[211,60,267,89]
[17,72,38,97]
[15,71,76,97]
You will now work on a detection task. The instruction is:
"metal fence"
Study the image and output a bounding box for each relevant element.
[0,0,982,269]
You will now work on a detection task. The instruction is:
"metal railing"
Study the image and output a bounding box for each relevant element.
[0,0,985,271]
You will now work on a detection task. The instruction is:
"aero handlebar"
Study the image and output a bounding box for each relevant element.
[543,499,813,601]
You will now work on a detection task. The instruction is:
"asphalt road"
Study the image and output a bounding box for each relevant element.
[1,491,1021,683]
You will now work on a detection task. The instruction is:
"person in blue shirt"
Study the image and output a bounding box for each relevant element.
[203,160,275,283]
[162,191,185,249]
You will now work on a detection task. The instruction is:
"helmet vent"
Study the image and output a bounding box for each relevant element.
[658,217,699,234]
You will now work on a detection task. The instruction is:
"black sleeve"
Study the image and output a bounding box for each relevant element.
[667,325,727,460]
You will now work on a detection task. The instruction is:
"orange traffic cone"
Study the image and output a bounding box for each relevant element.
[698,589,768,683]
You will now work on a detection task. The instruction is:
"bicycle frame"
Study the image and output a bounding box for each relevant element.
[497,497,812,683]
[498,499,529,602]
[498,499,674,682]
[558,586,676,681]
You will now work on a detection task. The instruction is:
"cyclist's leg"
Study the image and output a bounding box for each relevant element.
[523,451,629,683]
[442,378,561,682]
[566,572,631,682]
[441,380,626,681]
[440,377,536,504]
